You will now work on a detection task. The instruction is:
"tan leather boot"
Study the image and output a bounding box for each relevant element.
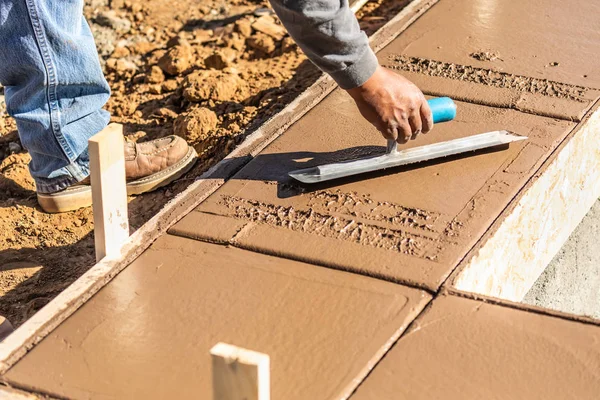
[37,135,197,213]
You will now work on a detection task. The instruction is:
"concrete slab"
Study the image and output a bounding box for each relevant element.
[182,94,573,290]
[524,198,600,319]
[3,235,430,400]
[351,294,600,400]
[376,0,600,120]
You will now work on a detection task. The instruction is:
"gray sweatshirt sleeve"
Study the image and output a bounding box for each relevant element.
[268,0,379,89]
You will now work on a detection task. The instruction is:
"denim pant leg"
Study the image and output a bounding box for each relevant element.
[0,0,110,193]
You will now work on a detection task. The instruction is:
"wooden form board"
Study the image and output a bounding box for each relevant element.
[89,123,129,262]
[211,343,270,400]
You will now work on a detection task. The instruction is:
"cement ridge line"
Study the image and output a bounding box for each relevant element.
[347,285,600,398]
[226,240,437,295]
[0,0,439,376]
[384,54,593,102]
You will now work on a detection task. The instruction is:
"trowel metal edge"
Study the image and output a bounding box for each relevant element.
[288,130,527,184]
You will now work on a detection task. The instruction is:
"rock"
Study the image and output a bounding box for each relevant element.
[204,48,237,70]
[247,32,276,54]
[174,107,218,142]
[95,11,132,33]
[183,70,249,102]
[281,36,296,53]
[251,15,286,41]
[192,29,214,44]
[111,45,130,58]
[106,58,137,74]
[146,65,165,84]
[224,32,245,51]
[153,107,179,119]
[148,84,162,95]
[235,19,253,38]
[161,79,180,92]
[158,45,192,76]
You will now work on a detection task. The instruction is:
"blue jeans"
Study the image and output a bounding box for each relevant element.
[0,0,110,193]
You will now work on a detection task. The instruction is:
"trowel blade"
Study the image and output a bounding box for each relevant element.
[288,130,527,184]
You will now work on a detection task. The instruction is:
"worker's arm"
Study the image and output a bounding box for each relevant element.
[269,0,433,143]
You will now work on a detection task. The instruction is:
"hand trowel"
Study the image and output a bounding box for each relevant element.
[288,97,527,184]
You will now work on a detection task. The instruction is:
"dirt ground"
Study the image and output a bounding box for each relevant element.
[0,0,404,327]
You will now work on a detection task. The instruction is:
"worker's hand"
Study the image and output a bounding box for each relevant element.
[347,66,433,144]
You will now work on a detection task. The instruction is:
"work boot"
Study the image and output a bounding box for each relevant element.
[37,136,197,213]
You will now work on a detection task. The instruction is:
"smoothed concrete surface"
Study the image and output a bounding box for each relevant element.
[4,235,430,400]
[524,199,600,319]
[352,295,600,400]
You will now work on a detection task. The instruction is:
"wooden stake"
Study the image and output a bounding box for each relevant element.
[210,343,270,400]
[89,123,129,262]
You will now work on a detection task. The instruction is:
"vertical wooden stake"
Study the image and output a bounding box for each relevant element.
[210,343,270,400]
[89,123,129,262]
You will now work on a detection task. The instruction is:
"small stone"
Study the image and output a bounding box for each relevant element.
[253,7,275,17]
[549,61,560,67]
[281,36,296,53]
[183,70,248,102]
[146,65,165,84]
[192,29,214,44]
[106,59,137,74]
[204,48,237,70]
[111,46,130,58]
[247,32,276,54]
[235,19,253,38]
[154,107,179,119]
[225,32,246,51]
[174,107,218,142]
[148,84,162,94]
[158,45,192,76]
[251,15,286,41]
[161,79,180,92]
[95,11,132,33]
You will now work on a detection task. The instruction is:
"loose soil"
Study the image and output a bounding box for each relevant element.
[0,0,401,327]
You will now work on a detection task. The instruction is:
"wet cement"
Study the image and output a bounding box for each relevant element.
[524,198,600,319]
[184,94,573,290]
[376,0,600,121]
[352,294,600,399]
[3,235,430,399]
[4,0,600,397]
[382,0,600,89]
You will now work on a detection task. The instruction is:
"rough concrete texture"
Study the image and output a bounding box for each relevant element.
[352,295,600,400]
[382,0,600,89]
[524,199,600,319]
[376,0,600,120]
[3,235,430,400]
[190,94,573,290]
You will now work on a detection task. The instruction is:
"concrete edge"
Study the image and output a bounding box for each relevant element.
[0,0,439,376]
[443,287,600,327]
[447,101,600,303]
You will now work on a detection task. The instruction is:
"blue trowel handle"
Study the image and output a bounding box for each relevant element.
[428,97,456,124]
